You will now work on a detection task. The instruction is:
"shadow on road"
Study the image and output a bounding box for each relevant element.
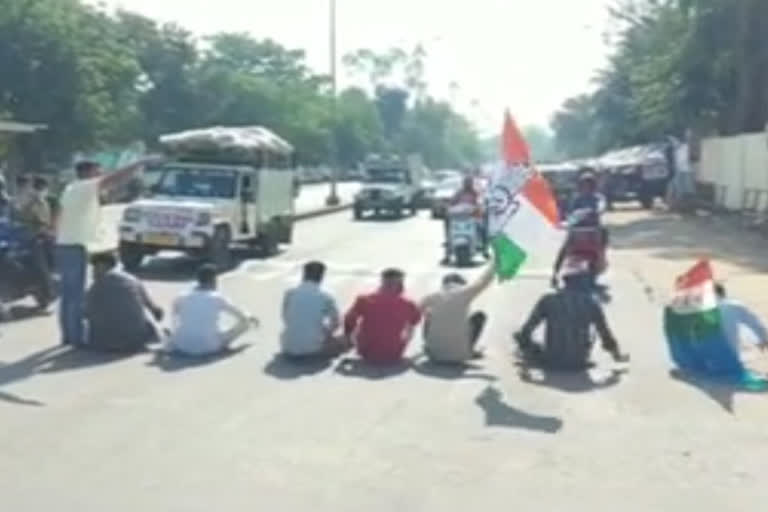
[517,363,627,393]
[133,246,281,283]
[263,353,332,380]
[474,386,563,433]
[148,345,251,372]
[0,346,138,406]
[669,369,768,413]
[412,359,498,382]
[608,211,768,274]
[334,357,410,380]
[0,305,53,325]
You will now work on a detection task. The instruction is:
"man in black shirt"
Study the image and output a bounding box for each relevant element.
[514,270,628,371]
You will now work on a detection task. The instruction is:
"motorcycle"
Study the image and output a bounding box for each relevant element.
[446,203,484,267]
[556,208,611,302]
[0,221,57,320]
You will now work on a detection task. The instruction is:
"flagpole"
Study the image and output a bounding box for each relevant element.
[325,0,340,206]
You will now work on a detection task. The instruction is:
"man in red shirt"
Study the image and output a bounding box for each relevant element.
[343,268,422,364]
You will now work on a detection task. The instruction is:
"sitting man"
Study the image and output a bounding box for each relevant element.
[281,261,349,360]
[515,263,628,371]
[166,264,257,356]
[85,252,164,352]
[421,259,495,364]
[715,282,768,361]
[344,268,422,364]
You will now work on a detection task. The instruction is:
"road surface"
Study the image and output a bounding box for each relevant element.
[1,209,767,510]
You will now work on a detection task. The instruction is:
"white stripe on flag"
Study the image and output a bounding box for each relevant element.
[501,195,565,270]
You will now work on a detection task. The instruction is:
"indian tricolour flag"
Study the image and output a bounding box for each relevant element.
[664,260,766,389]
[488,111,564,280]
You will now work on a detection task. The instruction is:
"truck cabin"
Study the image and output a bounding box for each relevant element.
[149,145,296,203]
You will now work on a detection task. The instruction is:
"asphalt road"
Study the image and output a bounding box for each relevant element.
[1,209,767,510]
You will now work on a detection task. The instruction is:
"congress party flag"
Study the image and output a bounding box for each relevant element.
[488,111,564,280]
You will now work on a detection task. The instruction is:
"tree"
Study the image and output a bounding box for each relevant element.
[552,0,768,158]
[0,0,142,166]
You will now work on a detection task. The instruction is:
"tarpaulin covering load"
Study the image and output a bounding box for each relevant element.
[159,126,294,163]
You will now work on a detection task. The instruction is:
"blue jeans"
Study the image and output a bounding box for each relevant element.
[55,245,87,345]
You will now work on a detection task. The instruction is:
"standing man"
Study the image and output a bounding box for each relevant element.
[56,157,158,346]
[421,260,496,364]
[166,264,257,356]
[343,268,422,364]
[281,261,348,360]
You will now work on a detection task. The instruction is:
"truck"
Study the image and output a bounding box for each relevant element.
[117,126,296,272]
[352,154,426,220]
[597,144,673,210]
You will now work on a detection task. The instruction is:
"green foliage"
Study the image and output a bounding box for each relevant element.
[0,1,481,170]
[552,0,768,158]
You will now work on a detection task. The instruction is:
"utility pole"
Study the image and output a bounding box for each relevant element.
[325,0,340,206]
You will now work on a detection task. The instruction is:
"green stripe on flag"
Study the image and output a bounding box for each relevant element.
[664,307,722,339]
[491,235,527,280]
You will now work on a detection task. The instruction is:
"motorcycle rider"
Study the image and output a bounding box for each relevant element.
[0,176,10,220]
[442,175,489,264]
[17,176,55,308]
[552,172,607,290]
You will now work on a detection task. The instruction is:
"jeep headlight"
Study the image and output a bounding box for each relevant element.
[123,207,142,223]
[196,212,212,226]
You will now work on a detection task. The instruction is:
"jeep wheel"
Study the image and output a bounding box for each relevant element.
[640,195,654,210]
[208,226,232,271]
[259,230,279,258]
[455,245,472,268]
[353,207,363,220]
[119,242,145,273]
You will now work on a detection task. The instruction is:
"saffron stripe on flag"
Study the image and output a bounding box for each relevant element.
[522,173,560,227]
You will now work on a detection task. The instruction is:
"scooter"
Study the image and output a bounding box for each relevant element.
[446,203,483,267]
[0,221,57,320]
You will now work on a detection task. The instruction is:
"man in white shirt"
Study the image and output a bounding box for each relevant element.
[420,260,495,364]
[55,157,160,345]
[281,261,348,359]
[715,283,768,359]
[166,264,256,356]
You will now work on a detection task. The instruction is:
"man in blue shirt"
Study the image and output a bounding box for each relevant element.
[281,261,349,360]
[715,283,768,360]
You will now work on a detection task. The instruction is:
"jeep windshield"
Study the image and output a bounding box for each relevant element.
[366,168,407,184]
[154,166,238,199]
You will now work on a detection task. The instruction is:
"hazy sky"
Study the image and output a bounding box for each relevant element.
[98,0,613,133]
